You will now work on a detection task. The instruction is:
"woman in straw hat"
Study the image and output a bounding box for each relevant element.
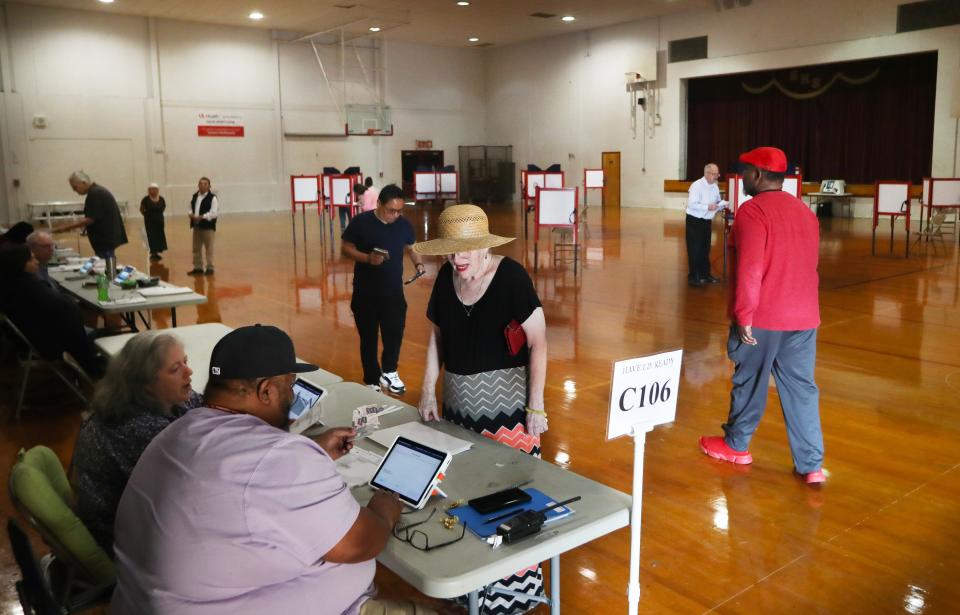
[415,204,548,613]
[140,182,167,261]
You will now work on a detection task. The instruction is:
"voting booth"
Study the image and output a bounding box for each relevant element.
[522,171,564,239]
[872,181,911,257]
[583,169,604,209]
[919,177,960,245]
[534,187,579,274]
[413,171,459,203]
[290,175,322,245]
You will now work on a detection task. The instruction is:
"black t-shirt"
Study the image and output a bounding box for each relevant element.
[427,257,542,375]
[83,183,128,253]
[342,210,415,296]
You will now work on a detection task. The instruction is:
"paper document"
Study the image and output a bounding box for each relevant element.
[99,296,147,306]
[335,447,384,487]
[369,422,473,456]
[138,286,194,297]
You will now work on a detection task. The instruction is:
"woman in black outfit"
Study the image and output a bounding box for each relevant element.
[140,182,167,260]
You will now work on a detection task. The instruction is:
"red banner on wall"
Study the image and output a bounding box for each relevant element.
[197,112,244,137]
[198,125,245,137]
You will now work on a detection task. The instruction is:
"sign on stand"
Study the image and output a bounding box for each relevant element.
[607,349,682,615]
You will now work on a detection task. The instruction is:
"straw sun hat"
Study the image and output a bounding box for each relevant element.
[412,204,514,256]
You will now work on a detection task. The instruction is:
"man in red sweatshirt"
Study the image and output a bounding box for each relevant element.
[699,146,825,484]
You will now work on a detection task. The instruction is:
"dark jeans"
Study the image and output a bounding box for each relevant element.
[685,214,712,280]
[351,292,406,385]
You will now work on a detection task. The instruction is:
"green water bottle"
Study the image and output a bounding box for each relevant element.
[96,273,110,302]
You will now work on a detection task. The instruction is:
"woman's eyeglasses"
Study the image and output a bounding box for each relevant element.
[392,508,467,552]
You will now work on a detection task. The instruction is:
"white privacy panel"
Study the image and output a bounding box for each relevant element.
[537,188,577,226]
[292,176,319,203]
[877,183,909,214]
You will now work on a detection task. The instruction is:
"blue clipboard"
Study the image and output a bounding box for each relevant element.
[449,488,575,539]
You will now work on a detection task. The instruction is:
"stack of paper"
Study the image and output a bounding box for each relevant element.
[138,285,193,297]
[99,296,147,306]
[368,422,473,456]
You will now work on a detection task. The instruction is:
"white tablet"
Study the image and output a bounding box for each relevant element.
[369,436,452,509]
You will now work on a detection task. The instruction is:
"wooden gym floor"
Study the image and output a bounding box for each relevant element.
[1,203,958,614]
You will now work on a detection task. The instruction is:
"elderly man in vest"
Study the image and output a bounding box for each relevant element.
[187,176,219,275]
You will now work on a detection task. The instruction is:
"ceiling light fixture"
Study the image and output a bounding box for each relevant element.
[468,37,479,42]
[457,1,471,5]
[369,26,381,32]
[98,0,115,4]
[561,15,576,22]
[249,11,264,20]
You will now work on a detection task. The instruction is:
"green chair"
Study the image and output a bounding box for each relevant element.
[8,446,115,609]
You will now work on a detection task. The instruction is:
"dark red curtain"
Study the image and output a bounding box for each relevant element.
[685,52,936,184]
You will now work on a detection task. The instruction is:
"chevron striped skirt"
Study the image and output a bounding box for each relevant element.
[442,366,541,457]
[443,366,543,614]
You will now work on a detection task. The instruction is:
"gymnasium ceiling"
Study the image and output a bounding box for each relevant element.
[13,0,713,47]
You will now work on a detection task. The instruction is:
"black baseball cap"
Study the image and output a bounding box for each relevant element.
[209,324,317,379]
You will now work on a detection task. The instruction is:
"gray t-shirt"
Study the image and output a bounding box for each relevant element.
[110,408,373,615]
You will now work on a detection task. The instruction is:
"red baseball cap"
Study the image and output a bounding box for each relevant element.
[739,147,787,173]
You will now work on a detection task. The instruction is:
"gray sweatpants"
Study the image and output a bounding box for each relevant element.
[723,325,824,473]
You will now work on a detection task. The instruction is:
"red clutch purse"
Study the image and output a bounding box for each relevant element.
[504,320,527,356]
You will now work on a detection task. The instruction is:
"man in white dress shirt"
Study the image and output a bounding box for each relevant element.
[686,163,726,286]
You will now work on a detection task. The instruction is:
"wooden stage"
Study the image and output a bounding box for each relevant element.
[2,204,958,614]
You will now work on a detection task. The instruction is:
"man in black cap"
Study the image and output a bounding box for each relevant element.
[111,324,420,614]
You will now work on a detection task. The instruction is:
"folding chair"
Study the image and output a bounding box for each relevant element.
[9,446,116,611]
[7,517,63,615]
[912,210,948,256]
[0,315,89,419]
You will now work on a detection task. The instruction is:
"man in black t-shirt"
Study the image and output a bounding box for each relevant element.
[54,171,128,259]
[341,184,425,394]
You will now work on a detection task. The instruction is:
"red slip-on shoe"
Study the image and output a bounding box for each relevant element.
[801,469,826,484]
[699,436,753,465]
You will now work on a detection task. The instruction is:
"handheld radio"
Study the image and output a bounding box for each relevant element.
[495,496,581,544]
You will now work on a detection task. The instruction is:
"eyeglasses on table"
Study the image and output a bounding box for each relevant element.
[392,508,467,552]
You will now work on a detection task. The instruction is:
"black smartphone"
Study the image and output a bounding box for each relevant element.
[468,487,532,514]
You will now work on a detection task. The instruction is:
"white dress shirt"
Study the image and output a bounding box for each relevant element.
[191,193,219,221]
[686,177,727,220]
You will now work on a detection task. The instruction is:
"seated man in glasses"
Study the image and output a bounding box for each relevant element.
[110,325,434,615]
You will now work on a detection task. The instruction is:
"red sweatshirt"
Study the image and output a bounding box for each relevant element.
[728,190,820,330]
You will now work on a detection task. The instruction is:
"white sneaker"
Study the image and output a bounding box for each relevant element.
[379,372,405,395]
[367,384,382,393]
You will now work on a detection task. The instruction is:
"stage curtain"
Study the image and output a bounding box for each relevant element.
[685,52,936,184]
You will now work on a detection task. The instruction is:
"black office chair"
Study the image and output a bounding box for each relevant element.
[322,166,340,175]
[545,163,561,172]
[8,517,65,615]
[526,164,542,172]
[343,166,361,175]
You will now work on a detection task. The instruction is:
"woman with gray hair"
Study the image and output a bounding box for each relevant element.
[71,332,201,555]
